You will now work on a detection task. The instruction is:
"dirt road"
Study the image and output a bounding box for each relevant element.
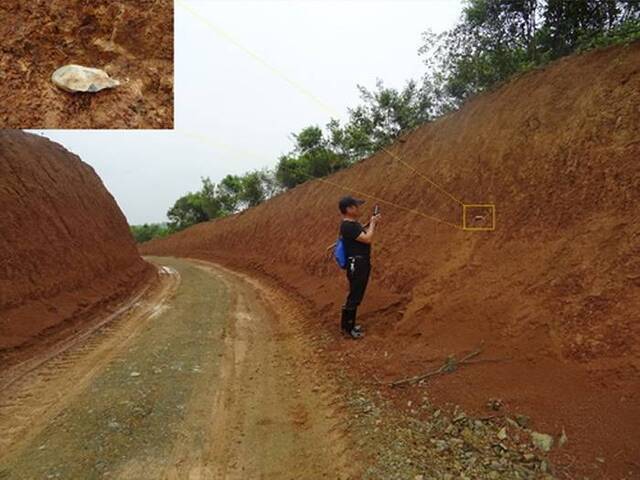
[0,258,352,479]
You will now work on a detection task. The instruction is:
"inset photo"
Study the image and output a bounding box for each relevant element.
[0,0,174,129]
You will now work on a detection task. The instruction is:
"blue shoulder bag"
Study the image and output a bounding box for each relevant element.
[334,237,347,269]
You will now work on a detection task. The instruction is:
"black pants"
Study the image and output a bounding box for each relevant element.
[343,255,371,319]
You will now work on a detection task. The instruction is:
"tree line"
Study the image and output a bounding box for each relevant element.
[131,0,639,243]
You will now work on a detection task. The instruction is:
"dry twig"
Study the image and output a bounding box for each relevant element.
[389,346,484,387]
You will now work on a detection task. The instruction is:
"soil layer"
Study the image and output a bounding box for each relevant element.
[0,131,155,365]
[0,1,173,129]
[142,43,640,479]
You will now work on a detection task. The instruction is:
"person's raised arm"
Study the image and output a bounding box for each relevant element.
[356,214,381,244]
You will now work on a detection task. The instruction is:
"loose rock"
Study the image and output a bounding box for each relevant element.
[514,414,530,428]
[531,431,554,452]
[52,65,120,93]
[559,428,568,447]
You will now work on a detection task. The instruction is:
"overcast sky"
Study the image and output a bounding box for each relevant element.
[33,0,463,224]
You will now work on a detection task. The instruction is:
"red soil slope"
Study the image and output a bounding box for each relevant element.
[143,43,640,478]
[0,131,154,360]
[0,0,173,129]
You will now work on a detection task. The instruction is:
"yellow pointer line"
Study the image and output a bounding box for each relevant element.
[175,128,461,230]
[312,175,463,230]
[176,0,464,207]
[175,0,336,115]
[176,128,267,163]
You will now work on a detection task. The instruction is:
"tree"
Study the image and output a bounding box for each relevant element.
[327,80,434,161]
[294,126,324,153]
[273,81,434,191]
[274,126,349,189]
[304,148,347,178]
[167,192,209,232]
[200,177,223,219]
[541,0,640,56]
[275,155,308,189]
[165,178,228,231]
[420,0,542,104]
[239,170,270,207]
[420,0,640,106]
[130,223,170,243]
[217,174,244,214]
[257,168,280,199]
[356,79,433,149]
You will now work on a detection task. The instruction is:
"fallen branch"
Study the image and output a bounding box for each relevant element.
[477,414,504,422]
[389,346,483,387]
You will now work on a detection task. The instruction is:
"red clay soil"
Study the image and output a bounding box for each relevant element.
[0,131,155,366]
[143,42,640,479]
[0,0,173,129]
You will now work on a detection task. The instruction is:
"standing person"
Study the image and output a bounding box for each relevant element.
[338,196,381,339]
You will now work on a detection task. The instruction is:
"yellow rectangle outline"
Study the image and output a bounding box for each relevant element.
[462,204,496,231]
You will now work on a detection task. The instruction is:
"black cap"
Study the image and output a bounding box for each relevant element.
[338,195,365,214]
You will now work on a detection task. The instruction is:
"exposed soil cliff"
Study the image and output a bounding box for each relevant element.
[142,43,640,478]
[0,131,155,358]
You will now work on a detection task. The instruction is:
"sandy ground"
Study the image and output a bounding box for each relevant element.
[0,259,353,479]
[0,1,173,129]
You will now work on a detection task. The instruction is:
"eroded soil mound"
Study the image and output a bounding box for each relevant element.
[0,1,173,129]
[143,42,640,478]
[0,131,154,358]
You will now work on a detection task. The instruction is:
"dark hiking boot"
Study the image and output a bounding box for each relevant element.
[340,308,351,333]
[341,308,358,331]
[341,326,364,339]
[341,308,363,338]
[347,328,364,339]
